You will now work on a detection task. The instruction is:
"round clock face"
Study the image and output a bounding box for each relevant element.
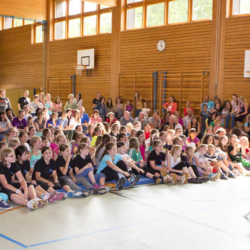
[157,40,166,51]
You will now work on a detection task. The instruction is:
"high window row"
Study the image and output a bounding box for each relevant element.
[53,0,112,40]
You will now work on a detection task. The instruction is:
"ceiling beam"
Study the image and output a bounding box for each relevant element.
[0,0,47,20]
[83,0,118,7]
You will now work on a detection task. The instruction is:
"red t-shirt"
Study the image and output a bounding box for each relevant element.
[144,131,151,140]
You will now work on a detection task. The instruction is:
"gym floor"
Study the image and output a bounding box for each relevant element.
[1,177,250,250]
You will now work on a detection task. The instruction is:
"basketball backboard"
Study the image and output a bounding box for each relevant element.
[244,50,250,78]
[77,49,95,69]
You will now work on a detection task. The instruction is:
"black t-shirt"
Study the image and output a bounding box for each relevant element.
[147,150,166,169]
[18,97,30,109]
[164,143,172,151]
[92,98,100,107]
[56,155,73,178]
[0,162,20,185]
[15,160,30,180]
[73,154,92,174]
[33,158,56,180]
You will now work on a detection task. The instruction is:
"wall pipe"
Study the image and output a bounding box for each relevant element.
[71,75,76,96]
[163,71,167,114]
[154,71,158,111]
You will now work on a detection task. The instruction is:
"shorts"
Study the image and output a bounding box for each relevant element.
[0,186,16,200]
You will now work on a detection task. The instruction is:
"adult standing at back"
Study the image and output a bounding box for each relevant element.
[92,92,101,109]
[0,89,11,112]
[163,96,178,115]
[201,95,214,112]
[64,94,77,110]
[18,90,31,110]
[75,93,82,110]
[134,92,144,117]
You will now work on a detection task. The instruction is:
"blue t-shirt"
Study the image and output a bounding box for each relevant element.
[81,114,89,124]
[201,101,214,112]
[56,117,68,128]
[97,154,123,173]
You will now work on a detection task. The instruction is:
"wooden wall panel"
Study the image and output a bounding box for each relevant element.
[49,34,112,115]
[120,21,212,112]
[223,16,250,102]
[0,25,43,89]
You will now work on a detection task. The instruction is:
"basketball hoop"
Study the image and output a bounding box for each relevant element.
[74,64,87,75]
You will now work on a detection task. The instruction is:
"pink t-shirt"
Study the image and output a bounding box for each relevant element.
[187,137,199,146]
[140,144,146,161]
[50,142,59,159]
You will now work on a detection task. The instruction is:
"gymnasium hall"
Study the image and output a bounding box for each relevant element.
[0,0,250,249]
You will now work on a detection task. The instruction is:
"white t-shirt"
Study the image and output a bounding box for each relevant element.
[141,108,150,118]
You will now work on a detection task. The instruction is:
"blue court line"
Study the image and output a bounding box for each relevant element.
[11,196,250,250]
[12,214,174,249]
[0,234,28,248]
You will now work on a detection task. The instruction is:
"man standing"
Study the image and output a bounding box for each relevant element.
[120,111,135,126]
[18,90,31,110]
[201,95,214,112]
[0,89,11,112]
[92,92,101,109]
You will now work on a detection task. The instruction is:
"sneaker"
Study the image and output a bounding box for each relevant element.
[33,198,47,208]
[155,178,162,184]
[171,174,177,185]
[0,200,13,210]
[98,186,109,195]
[129,174,140,188]
[91,188,99,195]
[82,190,91,197]
[27,200,39,210]
[163,176,168,184]
[67,191,74,198]
[228,172,236,178]
[181,173,189,184]
[220,174,229,180]
[188,178,202,184]
[73,190,83,198]
[208,173,216,181]
[118,177,126,190]
[215,172,221,179]
[51,192,66,202]
[93,184,100,189]
[198,177,209,182]
[44,191,58,203]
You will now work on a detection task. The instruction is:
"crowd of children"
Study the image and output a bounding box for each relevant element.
[0,89,250,211]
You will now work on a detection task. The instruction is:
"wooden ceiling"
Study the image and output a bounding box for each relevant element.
[0,0,117,21]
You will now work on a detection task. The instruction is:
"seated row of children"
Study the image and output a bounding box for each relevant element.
[0,118,250,210]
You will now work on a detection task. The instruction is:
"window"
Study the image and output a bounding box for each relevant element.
[68,18,81,37]
[169,0,188,24]
[233,0,250,15]
[69,0,81,15]
[192,0,213,20]
[36,25,44,43]
[124,0,211,31]
[55,21,66,39]
[4,17,12,29]
[25,20,34,25]
[55,0,66,18]
[53,0,113,40]
[84,15,97,35]
[127,7,143,29]
[14,19,23,27]
[127,0,143,3]
[100,12,112,33]
[147,3,165,27]
[84,1,97,12]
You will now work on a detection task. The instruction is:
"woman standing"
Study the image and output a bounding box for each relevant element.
[163,96,178,115]
[44,94,53,117]
[53,96,63,117]
[115,97,124,120]
[95,97,106,121]
[64,94,77,110]
[75,93,82,110]
[134,92,145,118]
